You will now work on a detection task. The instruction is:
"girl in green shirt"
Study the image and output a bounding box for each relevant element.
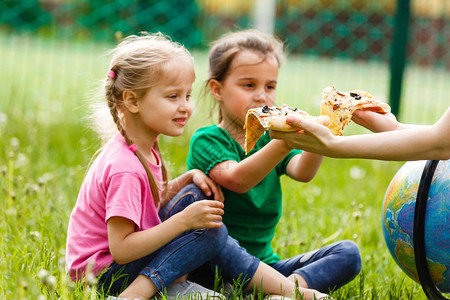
[187,29,362,294]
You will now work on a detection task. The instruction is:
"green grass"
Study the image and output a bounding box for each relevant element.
[1,34,448,299]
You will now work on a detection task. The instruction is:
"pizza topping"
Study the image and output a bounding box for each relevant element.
[262,105,270,113]
[320,86,391,135]
[350,92,361,100]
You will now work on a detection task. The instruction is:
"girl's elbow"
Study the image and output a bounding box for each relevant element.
[298,176,313,183]
[220,177,252,193]
[291,173,316,183]
[225,181,252,193]
[110,249,132,265]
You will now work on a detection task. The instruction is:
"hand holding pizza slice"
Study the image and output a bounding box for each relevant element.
[243,105,330,154]
[243,87,391,154]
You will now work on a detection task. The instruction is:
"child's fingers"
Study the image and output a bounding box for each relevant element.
[206,221,223,228]
[207,200,224,209]
[208,180,224,202]
[195,180,212,197]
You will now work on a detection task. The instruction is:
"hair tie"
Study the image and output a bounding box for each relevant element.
[129,144,138,153]
[107,70,116,79]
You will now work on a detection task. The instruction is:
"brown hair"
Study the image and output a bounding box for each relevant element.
[205,29,286,122]
[93,32,194,205]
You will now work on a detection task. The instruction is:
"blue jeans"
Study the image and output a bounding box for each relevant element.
[160,184,260,290]
[99,184,228,295]
[270,240,362,292]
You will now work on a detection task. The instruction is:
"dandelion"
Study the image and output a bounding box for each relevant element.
[85,272,98,286]
[30,231,42,241]
[38,269,50,282]
[10,137,20,151]
[25,183,40,195]
[46,276,57,289]
[0,112,7,128]
[38,269,57,289]
[85,260,98,286]
[58,256,65,267]
[349,166,366,179]
[16,153,29,168]
[38,173,53,186]
[352,211,362,220]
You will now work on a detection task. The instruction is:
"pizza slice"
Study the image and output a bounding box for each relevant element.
[243,105,330,154]
[320,86,391,135]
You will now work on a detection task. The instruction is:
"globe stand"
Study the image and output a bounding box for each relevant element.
[413,160,448,300]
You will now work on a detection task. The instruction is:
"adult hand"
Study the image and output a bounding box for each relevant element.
[352,110,398,133]
[269,115,335,156]
[190,169,224,202]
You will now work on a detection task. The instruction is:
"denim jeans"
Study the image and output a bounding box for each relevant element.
[99,184,228,296]
[160,184,260,291]
[269,240,362,292]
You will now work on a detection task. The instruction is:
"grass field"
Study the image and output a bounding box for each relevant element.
[1,34,448,299]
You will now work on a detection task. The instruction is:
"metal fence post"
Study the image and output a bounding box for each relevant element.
[389,0,411,118]
[253,0,277,35]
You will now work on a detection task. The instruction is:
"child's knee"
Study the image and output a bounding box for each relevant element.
[201,225,228,255]
[340,240,362,276]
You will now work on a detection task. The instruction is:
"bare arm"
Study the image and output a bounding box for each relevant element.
[107,199,224,264]
[208,139,292,193]
[270,108,450,161]
[285,151,324,182]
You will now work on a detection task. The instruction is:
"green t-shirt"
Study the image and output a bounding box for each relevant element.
[187,125,302,264]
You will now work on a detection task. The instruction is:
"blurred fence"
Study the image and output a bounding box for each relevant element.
[1,0,449,124]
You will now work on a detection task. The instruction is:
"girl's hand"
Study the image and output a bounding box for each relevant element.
[190,169,224,203]
[352,110,399,133]
[180,200,224,229]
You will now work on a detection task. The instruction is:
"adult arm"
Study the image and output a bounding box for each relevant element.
[269,107,450,161]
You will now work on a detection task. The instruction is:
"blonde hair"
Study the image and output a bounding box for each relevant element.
[206,29,286,122]
[90,32,194,205]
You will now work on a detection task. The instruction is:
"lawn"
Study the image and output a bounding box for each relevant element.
[1,34,447,299]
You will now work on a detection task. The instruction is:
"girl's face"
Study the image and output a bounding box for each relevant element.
[137,61,195,138]
[211,50,279,131]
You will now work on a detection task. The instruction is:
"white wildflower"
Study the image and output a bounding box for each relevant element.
[349,166,366,179]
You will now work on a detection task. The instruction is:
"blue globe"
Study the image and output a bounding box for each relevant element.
[381,160,449,293]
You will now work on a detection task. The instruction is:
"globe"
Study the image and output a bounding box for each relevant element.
[381,159,449,293]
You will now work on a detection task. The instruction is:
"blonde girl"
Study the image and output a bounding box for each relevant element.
[65,32,227,299]
[187,29,362,294]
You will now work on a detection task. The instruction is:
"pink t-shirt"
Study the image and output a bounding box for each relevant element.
[65,133,162,281]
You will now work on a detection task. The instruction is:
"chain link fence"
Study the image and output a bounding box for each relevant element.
[1,0,449,124]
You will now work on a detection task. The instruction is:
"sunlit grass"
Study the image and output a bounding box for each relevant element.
[1,34,446,299]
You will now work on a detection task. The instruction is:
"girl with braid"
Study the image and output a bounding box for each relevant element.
[65,32,330,300]
[65,32,227,299]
